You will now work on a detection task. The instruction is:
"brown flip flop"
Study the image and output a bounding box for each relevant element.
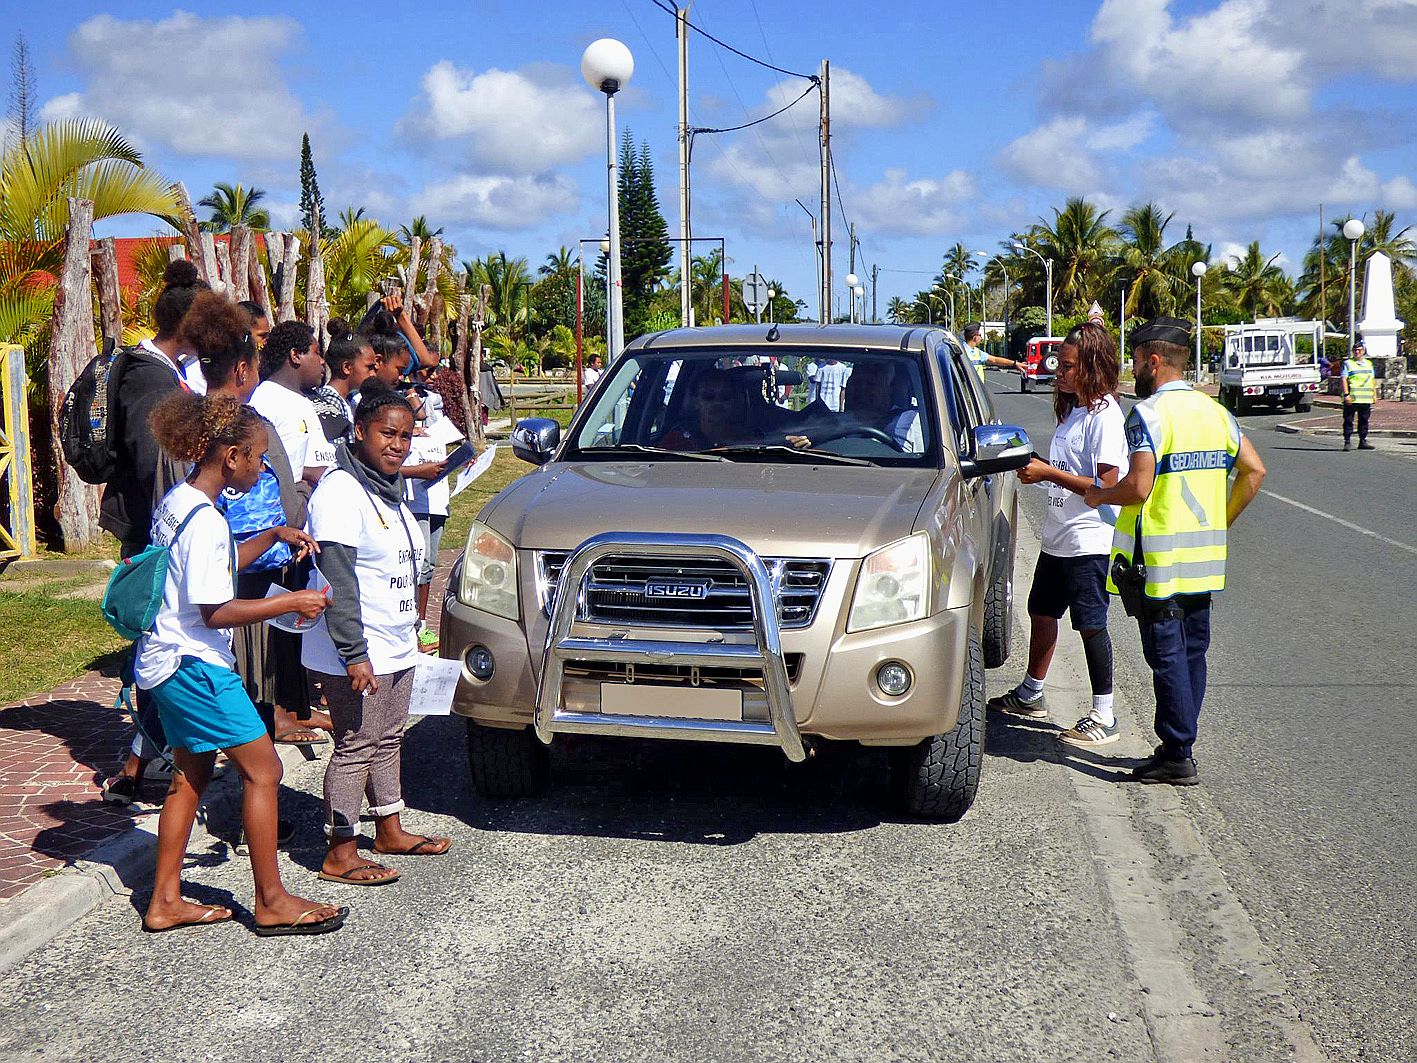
[374,835,452,857]
[317,862,400,886]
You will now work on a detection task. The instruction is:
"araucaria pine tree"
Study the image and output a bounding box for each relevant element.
[298,132,327,237]
[616,132,672,338]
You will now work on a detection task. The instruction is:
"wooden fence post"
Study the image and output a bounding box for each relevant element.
[171,183,212,283]
[47,198,101,550]
[305,227,328,345]
[403,236,423,310]
[0,345,37,560]
[91,237,123,344]
[167,244,186,263]
[229,227,252,303]
[247,238,272,315]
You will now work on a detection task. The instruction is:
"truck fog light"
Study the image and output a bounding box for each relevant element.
[876,661,912,697]
[465,644,495,681]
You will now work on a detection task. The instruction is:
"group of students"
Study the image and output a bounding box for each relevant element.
[97,262,467,936]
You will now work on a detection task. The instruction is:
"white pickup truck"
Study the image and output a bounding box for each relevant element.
[1217,320,1323,414]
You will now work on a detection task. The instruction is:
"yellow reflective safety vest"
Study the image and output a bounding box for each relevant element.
[1344,358,1376,404]
[966,343,988,381]
[1108,384,1240,600]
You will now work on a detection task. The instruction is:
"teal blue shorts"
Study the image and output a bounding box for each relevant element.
[148,657,267,754]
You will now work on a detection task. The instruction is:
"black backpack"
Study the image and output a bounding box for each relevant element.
[59,337,132,485]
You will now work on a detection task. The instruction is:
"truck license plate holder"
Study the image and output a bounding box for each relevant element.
[600,683,743,721]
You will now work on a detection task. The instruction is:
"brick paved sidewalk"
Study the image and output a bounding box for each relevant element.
[0,550,459,907]
[0,667,139,901]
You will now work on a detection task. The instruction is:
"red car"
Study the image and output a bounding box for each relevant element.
[1020,337,1061,393]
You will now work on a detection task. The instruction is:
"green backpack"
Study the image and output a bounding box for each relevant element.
[100,503,214,640]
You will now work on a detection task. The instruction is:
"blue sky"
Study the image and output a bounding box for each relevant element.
[9,0,1417,317]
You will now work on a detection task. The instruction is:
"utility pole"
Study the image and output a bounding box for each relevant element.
[819,59,832,324]
[848,222,856,282]
[871,263,879,323]
[1318,202,1325,333]
[677,6,692,327]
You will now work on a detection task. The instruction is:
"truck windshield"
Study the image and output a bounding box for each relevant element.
[569,349,938,467]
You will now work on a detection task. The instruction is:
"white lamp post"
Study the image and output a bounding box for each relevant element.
[1191,260,1208,379]
[767,287,776,325]
[845,272,859,322]
[1343,217,1365,354]
[976,251,1008,354]
[853,284,865,324]
[1012,242,1053,338]
[582,38,634,359]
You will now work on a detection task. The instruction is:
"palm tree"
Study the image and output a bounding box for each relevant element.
[540,246,577,278]
[886,296,912,323]
[1222,242,1292,319]
[398,216,444,244]
[1,118,179,348]
[1026,198,1119,317]
[689,250,738,324]
[1117,202,1185,319]
[197,181,269,232]
[465,252,533,337]
[320,219,400,319]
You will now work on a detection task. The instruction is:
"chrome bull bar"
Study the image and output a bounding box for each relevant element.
[534,532,807,763]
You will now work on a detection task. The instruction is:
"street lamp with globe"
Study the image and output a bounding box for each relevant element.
[845,273,859,322]
[1343,218,1366,354]
[853,284,865,324]
[582,38,634,359]
[1191,260,1208,379]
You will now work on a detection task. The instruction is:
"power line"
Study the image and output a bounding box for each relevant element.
[646,0,817,81]
[689,80,817,135]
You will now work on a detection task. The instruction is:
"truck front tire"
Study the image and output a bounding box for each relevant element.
[982,560,1011,669]
[890,630,985,821]
[466,719,550,798]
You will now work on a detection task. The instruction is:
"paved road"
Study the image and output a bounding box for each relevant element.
[2,379,1411,1062]
[987,373,1417,1063]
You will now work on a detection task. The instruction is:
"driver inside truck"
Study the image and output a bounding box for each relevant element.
[786,361,922,452]
[657,367,761,450]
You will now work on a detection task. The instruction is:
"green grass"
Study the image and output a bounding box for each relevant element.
[0,580,127,704]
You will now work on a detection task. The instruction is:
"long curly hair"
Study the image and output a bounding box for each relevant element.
[149,392,264,466]
[178,291,257,388]
[1054,322,1119,424]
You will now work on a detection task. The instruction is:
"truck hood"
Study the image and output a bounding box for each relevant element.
[485,460,938,559]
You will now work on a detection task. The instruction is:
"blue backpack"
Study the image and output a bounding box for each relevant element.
[100,504,213,640]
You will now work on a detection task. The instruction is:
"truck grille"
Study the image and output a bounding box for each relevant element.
[537,552,831,630]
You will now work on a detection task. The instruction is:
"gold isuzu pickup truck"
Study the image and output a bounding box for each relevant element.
[440,324,1030,820]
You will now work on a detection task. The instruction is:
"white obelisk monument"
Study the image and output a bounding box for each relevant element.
[1357,252,1406,396]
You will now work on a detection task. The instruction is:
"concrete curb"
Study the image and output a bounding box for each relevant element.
[0,558,116,580]
[1275,418,1417,438]
[0,742,308,972]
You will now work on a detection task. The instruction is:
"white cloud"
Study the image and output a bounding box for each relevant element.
[848,169,975,237]
[1382,175,1417,211]
[762,67,927,130]
[998,114,1153,193]
[401,60,601,173]
[411,173,578,230]
[39,12,316,160]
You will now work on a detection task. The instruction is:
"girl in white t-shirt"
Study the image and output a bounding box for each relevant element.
[139,376,344,938]
[303,381,452,886]
[401,389,455,650]
[989,322,1129,747]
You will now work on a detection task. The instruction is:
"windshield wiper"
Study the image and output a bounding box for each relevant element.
[708,444,874,467]
[575,444,729,462]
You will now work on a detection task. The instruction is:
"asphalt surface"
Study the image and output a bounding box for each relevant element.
[987,373,1417,1063]
[1,377,1411,1062]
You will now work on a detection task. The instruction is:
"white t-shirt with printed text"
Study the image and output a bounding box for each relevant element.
[134,483,235,689]
[250,380,324,475]
[1043,394,1129,557]
[300,469,424,675]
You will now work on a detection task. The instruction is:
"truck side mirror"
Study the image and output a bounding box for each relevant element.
[961,424,1031,479]
[512,418,560,465]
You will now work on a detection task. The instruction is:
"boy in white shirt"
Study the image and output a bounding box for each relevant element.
[250,320,329,484]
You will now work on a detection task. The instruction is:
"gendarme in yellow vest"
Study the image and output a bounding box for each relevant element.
[1344,358,1376,404]
[1108,385,1239,600]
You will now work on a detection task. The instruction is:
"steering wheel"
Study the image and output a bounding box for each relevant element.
[799,426,906,452]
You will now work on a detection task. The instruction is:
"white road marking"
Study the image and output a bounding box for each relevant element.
[1261,489,1417,557]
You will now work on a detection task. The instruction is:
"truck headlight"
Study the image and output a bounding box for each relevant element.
[457,520,518,619]
[847,532,930,633]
